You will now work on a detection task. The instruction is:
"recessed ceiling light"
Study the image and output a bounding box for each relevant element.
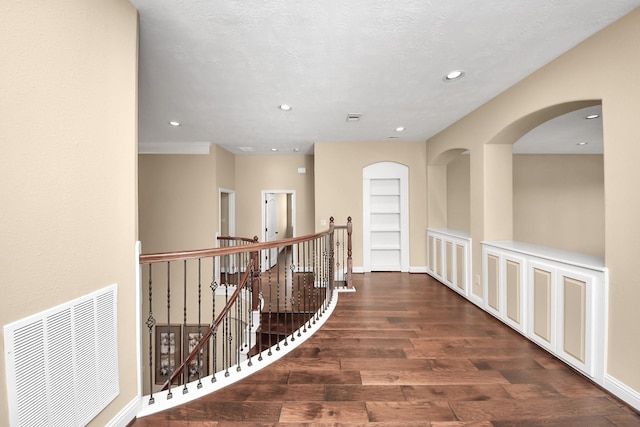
[443,70,465,82]
[395,126,405,132]
[577,141,588,146]
[169,121,181,126]
[346,113,362,122]
[293,147,300,152]
[279,104,292,111]
[271,148,278,152]
[585,114,600,119]
[388,136,400,139]
[238,147,255,152]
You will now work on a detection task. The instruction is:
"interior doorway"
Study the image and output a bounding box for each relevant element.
[219,188,235,238]
[261,190,296,270]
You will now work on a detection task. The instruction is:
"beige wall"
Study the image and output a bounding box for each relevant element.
[314,141,428,269]
[0,0,139,425]
[513,154,604,257]
[426,7,640,396]
[446,154,471,233]
[235,155,315,241]
[139,153,218,253]
[444,153,604,257]
[215,145,236,192]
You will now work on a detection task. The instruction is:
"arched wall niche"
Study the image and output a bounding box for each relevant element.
[485,100,601,146]
[482,99,604,257]
[427,148,470,230]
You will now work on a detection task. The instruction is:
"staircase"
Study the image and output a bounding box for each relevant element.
[250,311,317,355]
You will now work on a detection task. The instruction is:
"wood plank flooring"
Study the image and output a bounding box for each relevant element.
[130,272,640,426]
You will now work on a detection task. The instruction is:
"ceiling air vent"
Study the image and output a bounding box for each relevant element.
[346,113,362,122]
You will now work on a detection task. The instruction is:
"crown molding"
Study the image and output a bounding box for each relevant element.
[138,142,211,155]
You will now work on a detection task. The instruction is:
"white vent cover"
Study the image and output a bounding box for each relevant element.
[4,285,119,427]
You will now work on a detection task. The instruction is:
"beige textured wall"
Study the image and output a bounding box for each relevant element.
[426,7,640,396]
[446,154,471,233]
[445,153,604,256]
[235,155,315,241]
[139,153,218,253]
[513,154,604,257]
[216,145,236,191]
[0,1,139,425]
[314,141,428,269]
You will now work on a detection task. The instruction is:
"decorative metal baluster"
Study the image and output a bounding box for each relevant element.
[247,258,254,367]
[224,283,230,377]
[275,248,281,351]
[196,258,203,389]
[290,245,296,342]
[306,240,318,329]
[324,234,331,313]
[236,274,242,372]
[146,264,156,405]
[295,241,302,338]
[166,262,173,399]
[283,245,289,347]
[257,249,264,361]
[267,249,273,356]
[182,260,188,394]
[336,238,341,284]
[210,262,218,384]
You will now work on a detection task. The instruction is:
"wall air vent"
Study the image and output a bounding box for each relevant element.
[346,113,362,122]
[4,285,119,427]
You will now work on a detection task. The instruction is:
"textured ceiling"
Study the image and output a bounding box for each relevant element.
[132,1,639,155]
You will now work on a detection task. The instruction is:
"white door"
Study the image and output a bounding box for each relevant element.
[363,162,409,272]
[265,193,279,268]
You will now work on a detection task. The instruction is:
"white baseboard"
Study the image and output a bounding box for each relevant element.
[604,373,640,412]
[409,266,428,273]
[106,396,141,427]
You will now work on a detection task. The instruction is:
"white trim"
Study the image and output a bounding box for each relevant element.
[105,396,141,427]
[135,241,143,400]
[409,266,428,273]
[138,142,211,155]
[604,374,640,412]
[137,291,339,418]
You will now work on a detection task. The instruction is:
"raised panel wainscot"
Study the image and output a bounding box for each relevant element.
[481,241,607,384]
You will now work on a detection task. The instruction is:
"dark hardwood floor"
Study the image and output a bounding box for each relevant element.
[131,272,640,426]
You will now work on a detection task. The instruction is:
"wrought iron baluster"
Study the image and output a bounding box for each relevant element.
[196,258,203,389]
[165,263,173,399]
[267,250,273,356]
[210,262,218,384]
[146,264,156,405]
[224,284,230,377]
[275,248,281,351]
[182,260,188,394]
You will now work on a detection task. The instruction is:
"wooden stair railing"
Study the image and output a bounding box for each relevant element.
[138,216,353,411]
[159,255,257,392]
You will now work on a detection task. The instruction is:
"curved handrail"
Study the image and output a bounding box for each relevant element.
[140,216,352,410]
[140,224,335,264]
[216,235,259,244]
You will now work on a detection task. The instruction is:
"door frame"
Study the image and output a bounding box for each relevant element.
[261,190,296,271]
[218,188,235,238]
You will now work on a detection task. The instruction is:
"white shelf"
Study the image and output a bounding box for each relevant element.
[482,241,605,272]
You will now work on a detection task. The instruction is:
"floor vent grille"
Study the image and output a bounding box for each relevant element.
[4,285,119,427]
